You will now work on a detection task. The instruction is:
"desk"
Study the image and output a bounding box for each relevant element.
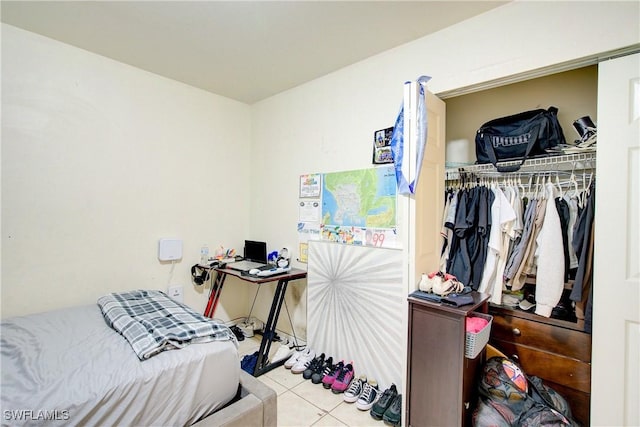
[203,267,307,377]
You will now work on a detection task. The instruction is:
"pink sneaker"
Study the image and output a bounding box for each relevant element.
[322,360,344,389]
[331,362,354,394]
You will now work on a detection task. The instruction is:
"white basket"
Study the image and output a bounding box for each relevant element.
[465,312,493,359]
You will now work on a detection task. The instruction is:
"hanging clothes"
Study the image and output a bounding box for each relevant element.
[500,184,524,284]
[470,186,493,289]
[565,195,580,270]
[478,186,516,306]
[447,186,493,289]
[505,185,524,247]
[444,164,595,332]
[447,189,472,286]
[571,182,596,331]
[555,197,571,283]
[510,195,548,291]
[439,190,456,272]
[504,198,537,285]
[534,183,566,317]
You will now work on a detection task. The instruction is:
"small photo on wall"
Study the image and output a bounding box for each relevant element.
[373,127,394,164]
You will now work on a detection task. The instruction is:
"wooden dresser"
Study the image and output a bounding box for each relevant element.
[489,305,592,426]
[406,292,490,427]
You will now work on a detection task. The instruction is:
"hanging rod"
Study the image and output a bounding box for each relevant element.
[446,151,596,180]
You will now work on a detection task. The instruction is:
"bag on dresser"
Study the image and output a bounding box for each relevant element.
[475,107,566,172]
[473,356,580,427]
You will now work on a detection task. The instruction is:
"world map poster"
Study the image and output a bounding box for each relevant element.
[321,166,398,248]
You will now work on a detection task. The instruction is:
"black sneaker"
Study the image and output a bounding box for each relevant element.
[302,353,325,380]
[382,394,402,426]
[343,375,367,403]
[312,356,334,384]
[230,325,245,341]
[355,380,379,410]
[370,383,398,420]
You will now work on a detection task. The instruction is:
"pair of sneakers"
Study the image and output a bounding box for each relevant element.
[284,347,315,373]
[343,375,368,403]
[356,380,380,411]
[370,384,401,426]
[312,356,335,384]
[344,376,381,410]
[321,361,354,394]
[302,353,327,379]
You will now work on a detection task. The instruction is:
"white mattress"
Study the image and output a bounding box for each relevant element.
[1,304,240,426]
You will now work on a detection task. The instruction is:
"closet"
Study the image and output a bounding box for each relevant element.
[441,66,598,426]
[444,153,595,426]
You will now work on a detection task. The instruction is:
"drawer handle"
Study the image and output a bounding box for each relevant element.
[512,328,522,336]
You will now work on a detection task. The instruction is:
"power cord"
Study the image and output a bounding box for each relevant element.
[167,260,176,286]
[282,298,304,350]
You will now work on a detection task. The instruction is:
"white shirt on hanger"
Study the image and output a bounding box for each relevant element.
[534,182,565,317]
[478,185,516,305]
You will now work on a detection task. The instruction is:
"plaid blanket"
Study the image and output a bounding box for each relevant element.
[97,290,236,360]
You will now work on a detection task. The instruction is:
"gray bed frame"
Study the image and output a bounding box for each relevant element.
[193,370,277,427]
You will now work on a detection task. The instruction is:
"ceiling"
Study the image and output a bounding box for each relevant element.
[1,1,508,104]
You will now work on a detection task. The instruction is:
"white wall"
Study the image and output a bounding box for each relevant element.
[1,1,638,337]
[1,24,253,319]
[249,1,639,340]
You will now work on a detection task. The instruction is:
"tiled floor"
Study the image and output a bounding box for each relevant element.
[238,336,388,427]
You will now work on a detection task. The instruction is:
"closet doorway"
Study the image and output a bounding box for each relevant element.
[438,50,639,425]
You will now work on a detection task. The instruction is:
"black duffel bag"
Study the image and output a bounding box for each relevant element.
[475,107,565,172]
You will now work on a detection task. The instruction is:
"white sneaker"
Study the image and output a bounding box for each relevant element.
[284,347,306,369]
[291,348,316,374]
[272,340,295,364]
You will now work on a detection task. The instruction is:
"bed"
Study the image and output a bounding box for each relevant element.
[0,290,276,427]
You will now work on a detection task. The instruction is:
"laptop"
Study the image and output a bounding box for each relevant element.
[228,240,268,271]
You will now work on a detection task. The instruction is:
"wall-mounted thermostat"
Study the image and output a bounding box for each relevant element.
[158,238,183,261]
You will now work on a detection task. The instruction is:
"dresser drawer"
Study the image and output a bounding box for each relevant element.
[490,338,591,393]
[491,312,591,362]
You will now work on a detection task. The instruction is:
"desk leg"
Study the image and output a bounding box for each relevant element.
[204,271,226,318]
[253,278,289,377]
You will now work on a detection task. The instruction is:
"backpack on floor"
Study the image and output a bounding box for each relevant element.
[473,356,580,427]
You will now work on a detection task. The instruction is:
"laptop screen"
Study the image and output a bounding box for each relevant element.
[244,240,267,263]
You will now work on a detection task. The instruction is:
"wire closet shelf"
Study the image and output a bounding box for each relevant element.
[445,151,596,181]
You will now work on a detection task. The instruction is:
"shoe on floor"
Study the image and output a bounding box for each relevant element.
[343,375,367,403]
[291,348,316,374]
[302,353,325,379]
[312,357,334,384]
[382,394,402,426]
[271,340,294,364]
[229,325,245,341]
[283,347,308,369]
[331,362,354,393]
[322,360,344,389]
[370,383,398,420]
[356,380,379,411]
